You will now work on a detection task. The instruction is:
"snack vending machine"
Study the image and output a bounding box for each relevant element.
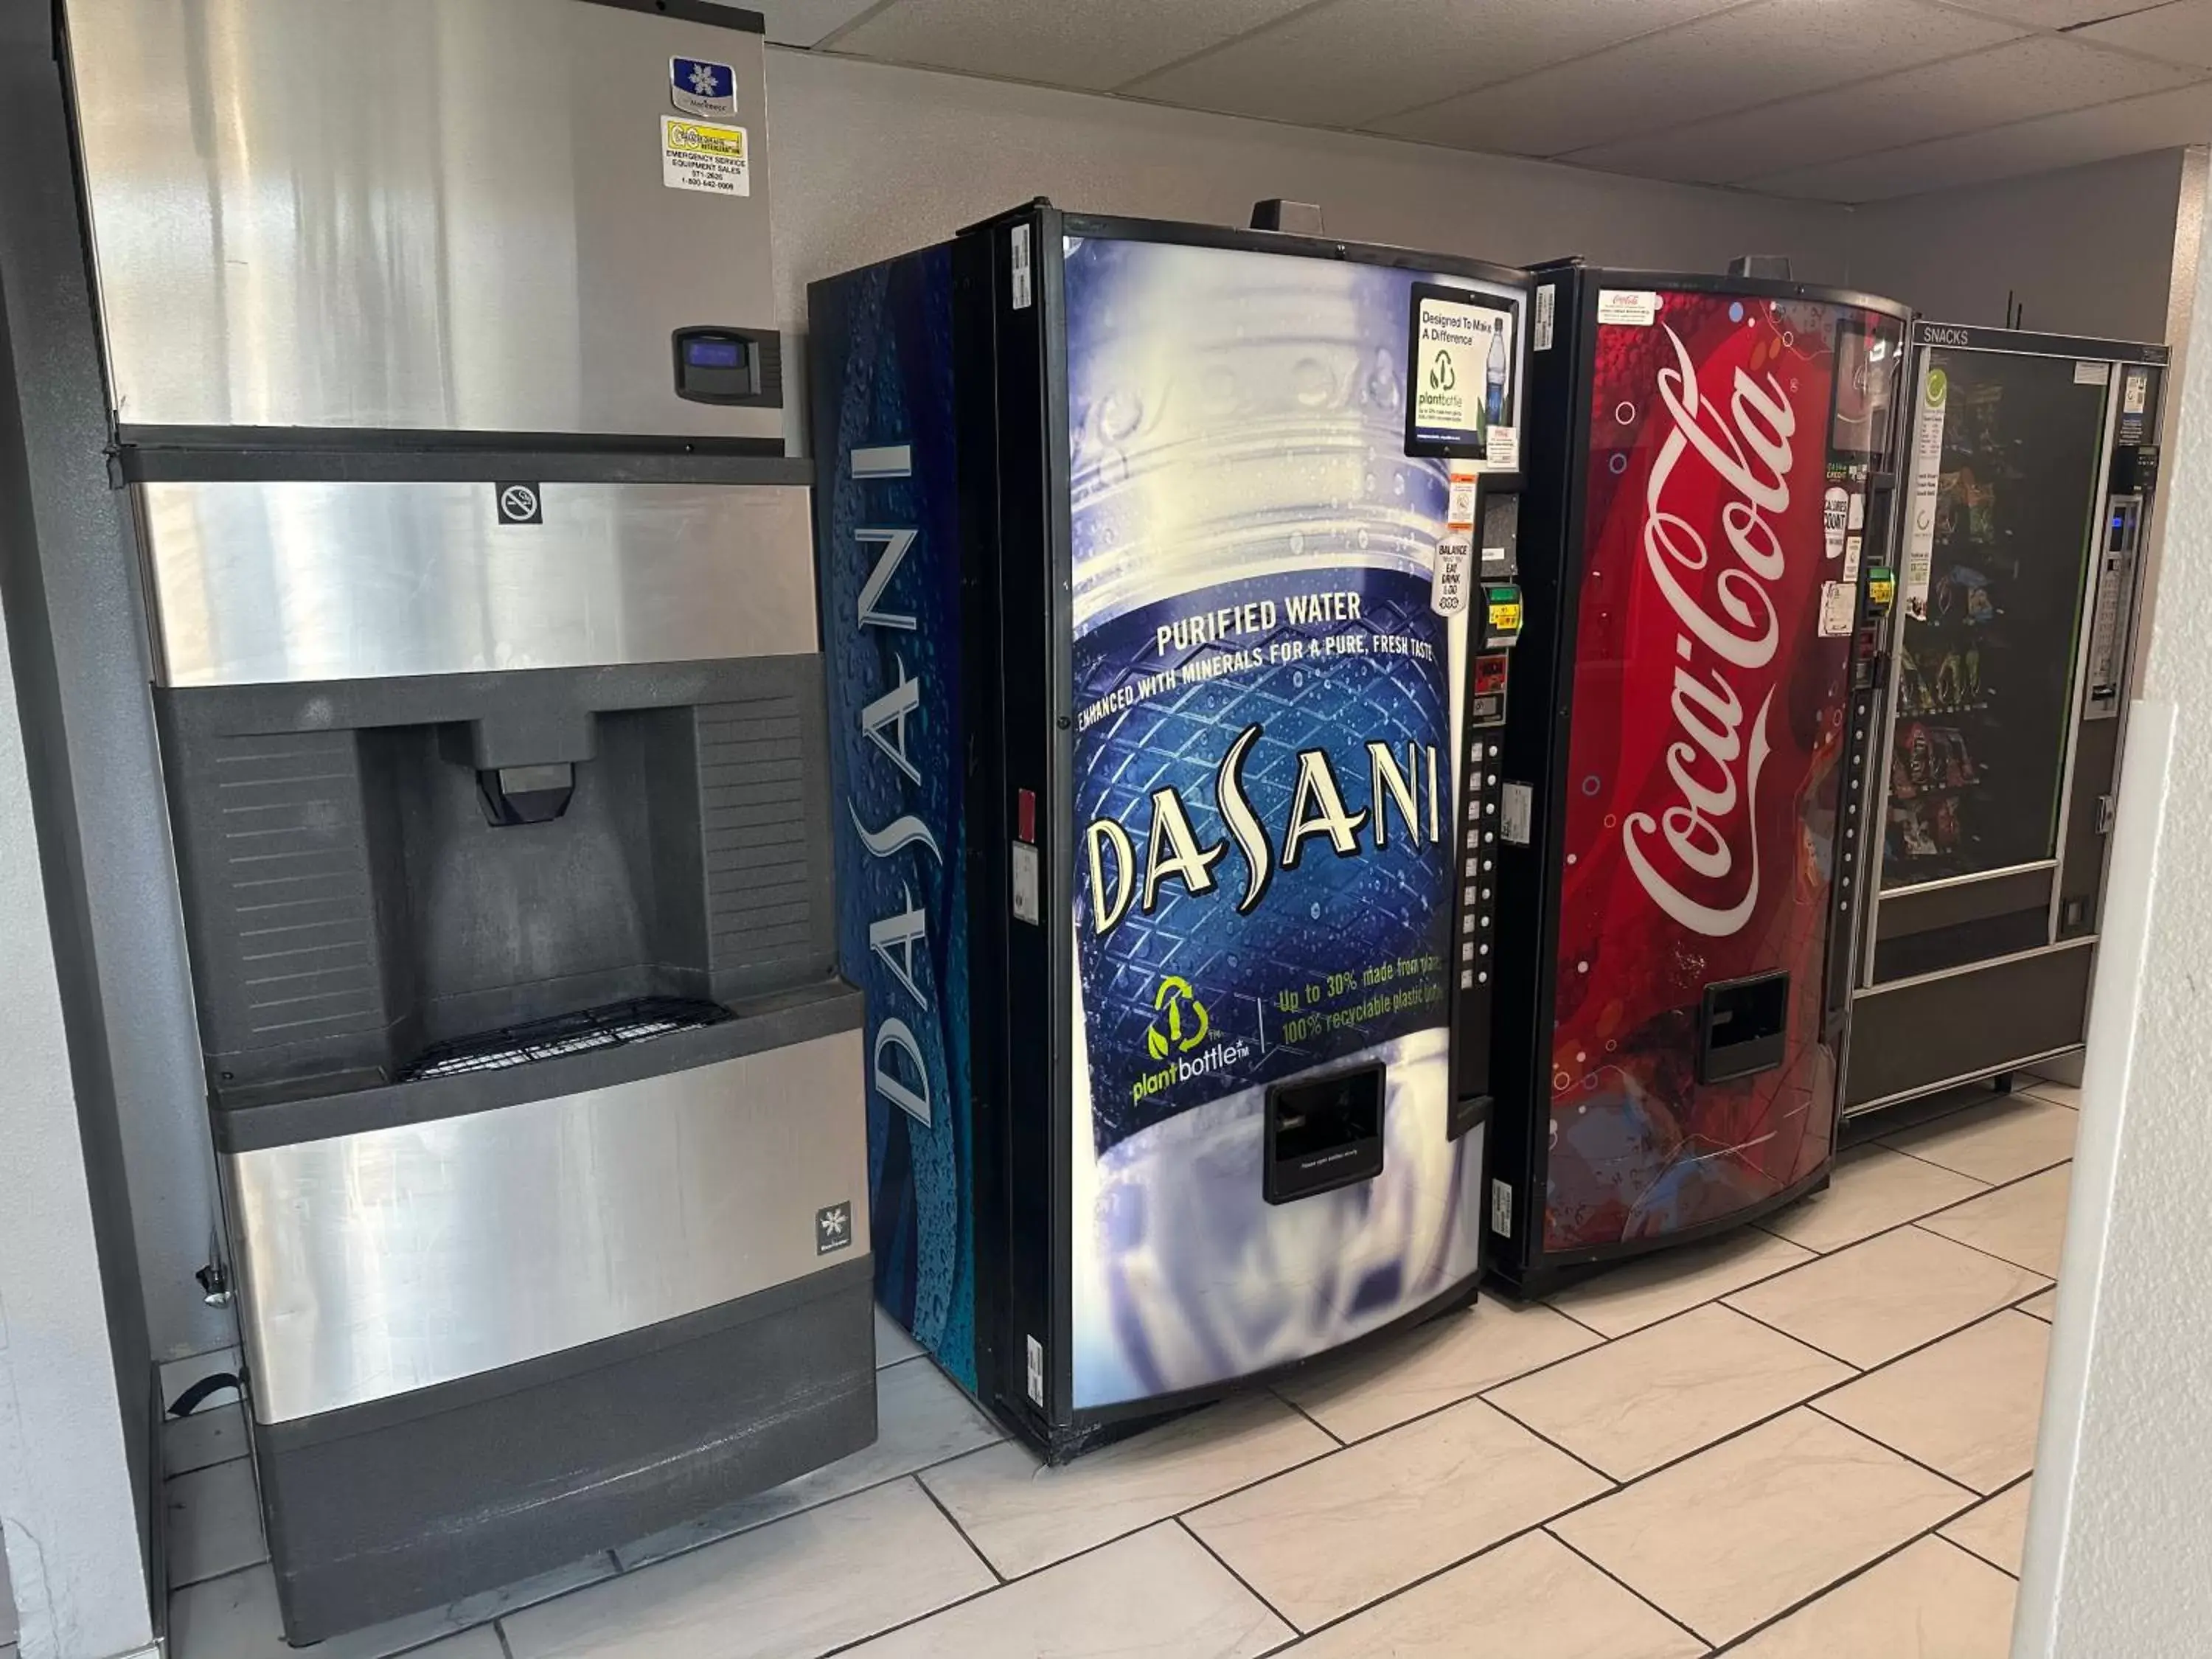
[1846,324,2164,1112]
[1489,264,1909,1295]
[813,204,1533,1455]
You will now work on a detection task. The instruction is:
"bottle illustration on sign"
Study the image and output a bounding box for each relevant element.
[1486,323,1508,425]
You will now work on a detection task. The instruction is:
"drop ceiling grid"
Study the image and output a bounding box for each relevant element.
[796,0,2212,201]
[1367,0,2030,158]
[1565,32,2206,187]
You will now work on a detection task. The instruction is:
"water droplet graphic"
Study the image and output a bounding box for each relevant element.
[1356,527,1370,549]
[1393,471,1406,497]
[1290,530,1305,555]
[1293,356,1332,408]
[1310,902,1321,919]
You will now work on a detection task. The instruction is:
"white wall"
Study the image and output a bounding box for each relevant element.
[765,48,1858,446]
[0,582,155,1658]
[1846,150,2188,341]
[2015,188,2212,1658]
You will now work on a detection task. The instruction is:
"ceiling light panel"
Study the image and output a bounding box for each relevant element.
[827,0,1319,92]
[1372,0,2025,158]
[1122,0,1745,129]
[1566,34,2201,184]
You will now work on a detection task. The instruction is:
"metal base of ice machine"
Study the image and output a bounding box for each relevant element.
[254,1262,873,1643]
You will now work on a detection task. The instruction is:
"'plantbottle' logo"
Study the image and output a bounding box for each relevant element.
[1145,976,1211,1060]
[1429,349,1457,394]
[1131,974,1253,1107]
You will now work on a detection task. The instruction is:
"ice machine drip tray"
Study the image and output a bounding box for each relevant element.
[1697,972,1790,1085]
[1264,1064,1385,1204]
[397,997,732,1082]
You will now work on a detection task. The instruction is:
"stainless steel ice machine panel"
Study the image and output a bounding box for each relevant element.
[64,0,782,441]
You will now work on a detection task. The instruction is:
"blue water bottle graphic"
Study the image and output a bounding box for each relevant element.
[1486,318,1508,427]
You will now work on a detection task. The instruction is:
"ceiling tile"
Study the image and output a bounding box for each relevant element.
[1747,77,2212,197]
[1566,35,2202,184]
[825,0,1319,92]
[2076,1,2212,69]
[1372,0,2025,159]
[1121,0,1743,129]
[754,0,882,47]
[1927,0,2167,24]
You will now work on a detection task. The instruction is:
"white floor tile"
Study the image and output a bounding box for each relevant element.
[1761,1143,1986,1253]
[1274,1297,1598,1442]
[838,1523,1290,1658]
[1818,1313,2051,1495]
[1290,1531,1703,1659]
[1919,1166,2073,1278]
[1486,1304,1851,1481]
[1878,1094,2078,1185]
[1548,1228,1815,1339]
[1186,1397,1610,1631]
[169,1554,616,1659]
[875,1306,925,1368]
[1552,1408,1973,1645]
[1724,1223,2047,1368]
[164,1401,247,1478]
[616,1357,1002,1568]
[1943,1478,2034,1576]
[2017,1076,2081,1109]
[1726,1535,2016,1658]
[503,1481,991,1659]
[164,1456,265,1587]
[920,1393,1331,1579]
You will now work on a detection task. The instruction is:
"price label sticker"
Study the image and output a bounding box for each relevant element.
[1432,535,1473,617]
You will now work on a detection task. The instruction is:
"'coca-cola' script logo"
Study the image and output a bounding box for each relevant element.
[1621,324,1798,938]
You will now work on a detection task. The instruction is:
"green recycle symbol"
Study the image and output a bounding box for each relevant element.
[1429,349,1456,392]
[1145,975,1211,1060]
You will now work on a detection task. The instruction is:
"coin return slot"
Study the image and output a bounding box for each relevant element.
[1697,971,1790,1084]
[1264,1063,1385,1205]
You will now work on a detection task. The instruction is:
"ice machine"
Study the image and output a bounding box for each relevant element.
[1846,323,2165,1113]
[1488,262,1909,1295]
[58,0,871,1638]
[812,203,1534,1456]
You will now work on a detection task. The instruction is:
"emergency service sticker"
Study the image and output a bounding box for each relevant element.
[662,116,749,196]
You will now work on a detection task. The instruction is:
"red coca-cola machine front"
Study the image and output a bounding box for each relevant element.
[1488,264,1908,1296]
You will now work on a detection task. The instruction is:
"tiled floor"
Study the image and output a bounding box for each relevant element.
[163,1077,2076,1658]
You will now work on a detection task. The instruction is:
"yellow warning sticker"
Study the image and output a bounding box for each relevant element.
[1487,599,1523,634]
[662,116,748,196]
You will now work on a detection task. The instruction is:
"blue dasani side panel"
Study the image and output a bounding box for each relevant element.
[1062,235,1506,1409]
[812,249,976,1388]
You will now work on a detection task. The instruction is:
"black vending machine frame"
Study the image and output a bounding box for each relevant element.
[1843,322,2167,1115]
[918,201,1531,1458]
[1487,260,1913,1299]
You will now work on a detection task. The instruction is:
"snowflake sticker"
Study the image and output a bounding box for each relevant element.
[669,55,737,120]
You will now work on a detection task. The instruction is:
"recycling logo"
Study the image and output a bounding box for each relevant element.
[1145,975,1211,1060]
[1429,348,1457,393]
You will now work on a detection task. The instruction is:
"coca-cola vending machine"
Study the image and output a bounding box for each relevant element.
[1488,264,1909,1295]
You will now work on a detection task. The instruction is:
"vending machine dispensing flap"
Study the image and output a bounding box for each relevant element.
[1264,1064,1386,1204]
[1697,972,1790,1084]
